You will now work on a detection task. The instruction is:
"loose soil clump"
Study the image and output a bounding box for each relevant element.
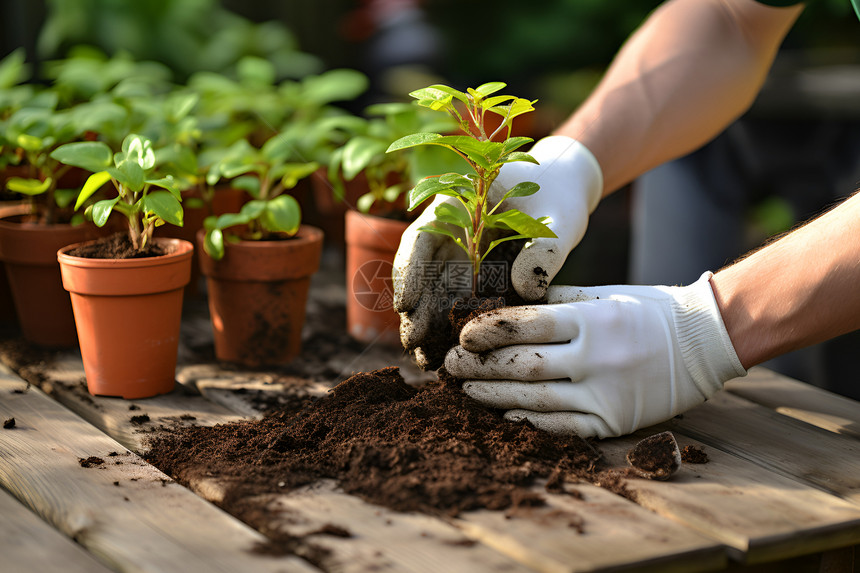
[626,431,681,480]
[146,366,604,520]
[681,445,709,464]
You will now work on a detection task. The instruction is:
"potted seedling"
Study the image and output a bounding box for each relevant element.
[51,133,192,399]
[388,82,556,301]
[197,136,324,368]
[0,95,111,347]
[329,102,461,346]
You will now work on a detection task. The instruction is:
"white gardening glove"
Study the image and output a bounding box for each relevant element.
[444,272,747,439]
[394,136,603,367]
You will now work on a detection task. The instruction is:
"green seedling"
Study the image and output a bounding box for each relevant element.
[200,136,317,260]
[387,82,556,296]
[51,133,184,251]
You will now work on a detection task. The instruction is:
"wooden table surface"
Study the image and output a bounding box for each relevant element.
[2,288,860,573]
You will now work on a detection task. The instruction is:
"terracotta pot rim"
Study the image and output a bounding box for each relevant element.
[210,224,324,249]
[196,225,324,282]
[57,237,194,269]
[0,206,87,231]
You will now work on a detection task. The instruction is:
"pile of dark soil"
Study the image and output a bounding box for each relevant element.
[145,366,607,519]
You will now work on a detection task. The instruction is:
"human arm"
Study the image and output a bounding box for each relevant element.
[713,191,860,369]
[557,0,803,194]
[444,193,860,438]
[394,0,802,365]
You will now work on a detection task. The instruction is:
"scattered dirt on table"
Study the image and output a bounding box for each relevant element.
[681,445,709,464]
[2,417,14,429]
[65,232,166,259]
[145,366,605,523]
[130,414,151,425]
[79,456,105,468]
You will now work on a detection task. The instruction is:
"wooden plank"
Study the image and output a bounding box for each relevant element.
[0,363,319,573]
[669,390,860,507]
[0,486,115,573]
[28,352,246,453]
[455,482,726,573]
[244,480,536,573]
[725,367,860,440]
[600,429,860,564]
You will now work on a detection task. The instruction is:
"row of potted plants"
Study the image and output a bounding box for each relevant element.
[0,48,463,399]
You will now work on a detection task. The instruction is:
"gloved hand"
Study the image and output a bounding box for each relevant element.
[444,272,747,438]
[394,136,603,367]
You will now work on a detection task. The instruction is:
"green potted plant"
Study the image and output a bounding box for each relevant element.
[197,136,324,368]
[0,92,112,347]
[51,133,192,399]
[329,101,461,346]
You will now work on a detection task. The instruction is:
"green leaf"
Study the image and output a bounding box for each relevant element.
[341,137,387,181]
[122,134,156,170]
[16,133,44,152]
[50,141,113,173]
[6,177,51,195]
[262,194,301,234]
[356,192,376,214]
[502,152,539,165]
[411,84,468,105]
[482,234,529,263]
[417,224,469,255]
[212,212,252,231]
[54,188,77,208]
[278,162,319,190]
[239,199,267,221]
[204,228,225,259]
[111,156,145,192]
[232,175,261,197]
[91,197,119,227]
[502,137,534,155]
[407,176,468,211]
[503,182,540,200]
[387,132,443,153]
[434,202,472,232]
[481,95,516,110]
[488,209,557,238]
[145,176,182,199]
[143,190,183,227]
[474,82,506,97]
[75,171,112,210]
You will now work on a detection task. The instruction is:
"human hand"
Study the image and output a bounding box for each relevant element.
[393,136,603,367]
[444,273,747,438]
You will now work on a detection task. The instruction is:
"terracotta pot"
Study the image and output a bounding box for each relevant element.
[197,225,324,367]
[156,187,247,299]
[345,210,408,347]
[57,238,193,399]
[0,204,107,347]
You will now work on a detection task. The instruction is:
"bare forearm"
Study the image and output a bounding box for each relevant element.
[555,0,802,194]
[711,192,860,369]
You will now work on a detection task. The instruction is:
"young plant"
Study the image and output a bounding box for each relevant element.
[387,82,556,296]
[200,136,317,260]
[329,102,460,216]
[50,133,184,251]
[2,97,89,224]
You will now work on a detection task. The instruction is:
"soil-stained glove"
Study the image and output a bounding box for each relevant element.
[394,136,603,366]
[444,273,747,438]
